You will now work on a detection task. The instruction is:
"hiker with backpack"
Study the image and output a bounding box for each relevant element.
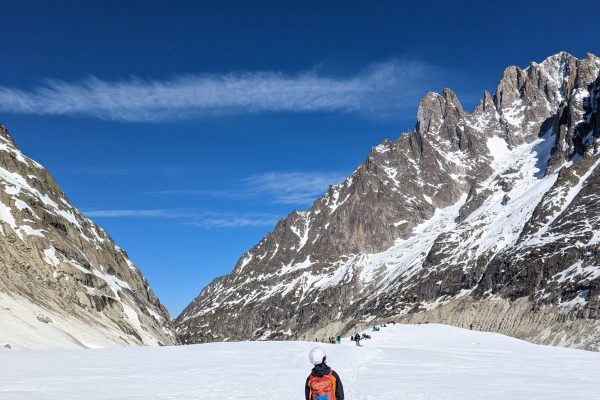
[305,347,345,400]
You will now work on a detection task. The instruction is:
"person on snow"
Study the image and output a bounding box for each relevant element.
[305,347,345,400]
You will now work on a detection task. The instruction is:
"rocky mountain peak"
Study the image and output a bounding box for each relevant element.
[0,124,16,147]
[176,52,600,351]
[0,126,177,349]
[480,90,496,112]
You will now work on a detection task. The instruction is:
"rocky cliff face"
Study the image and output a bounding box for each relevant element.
[176,52,600,351]
[0,126,177,349]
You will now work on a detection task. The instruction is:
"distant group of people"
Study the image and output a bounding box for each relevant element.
[314,320,398,348]
[356,321,398,344]
[351,332,372,345]
[315,336,341,344]
[372,322,391,331]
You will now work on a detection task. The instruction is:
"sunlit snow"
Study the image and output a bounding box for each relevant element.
[1,324,599,399]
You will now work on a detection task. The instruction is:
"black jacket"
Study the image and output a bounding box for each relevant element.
[305,363,344,400]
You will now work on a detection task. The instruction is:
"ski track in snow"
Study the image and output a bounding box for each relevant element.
[1,324,600,399]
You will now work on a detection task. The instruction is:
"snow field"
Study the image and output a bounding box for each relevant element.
[1,324,600,399]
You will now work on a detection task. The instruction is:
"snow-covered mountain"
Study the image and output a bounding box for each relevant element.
[0,125,176,349]
[176,52,600,350]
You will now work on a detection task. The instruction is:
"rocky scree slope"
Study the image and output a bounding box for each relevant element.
[0,126,176,349]
[176,52,600,350]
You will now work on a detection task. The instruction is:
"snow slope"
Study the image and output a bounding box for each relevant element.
[2,324,599,399]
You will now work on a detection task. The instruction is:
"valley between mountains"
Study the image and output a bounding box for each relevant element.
[2,52,600,351]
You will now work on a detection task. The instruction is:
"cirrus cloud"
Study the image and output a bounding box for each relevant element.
[0,59,449,122]
[86,170,346,228]
[84,209,281,228]
[148,170,347,205]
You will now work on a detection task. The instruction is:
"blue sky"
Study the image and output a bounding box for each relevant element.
[1,0,599,316]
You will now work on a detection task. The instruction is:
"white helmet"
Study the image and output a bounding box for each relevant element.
[309,347,326,365]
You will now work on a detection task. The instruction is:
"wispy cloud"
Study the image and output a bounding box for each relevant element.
[0,59,447,122]
[84,208,279,228]
[242,171,346,204]
[148,170,347,205]
[86,171,344,228]
[194,214,281,228]
[84,209,184,218]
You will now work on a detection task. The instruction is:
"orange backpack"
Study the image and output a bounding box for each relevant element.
[308,371,336,400]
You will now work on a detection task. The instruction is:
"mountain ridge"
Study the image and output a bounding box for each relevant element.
[175,52,600,350]
[0,124,177,349]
